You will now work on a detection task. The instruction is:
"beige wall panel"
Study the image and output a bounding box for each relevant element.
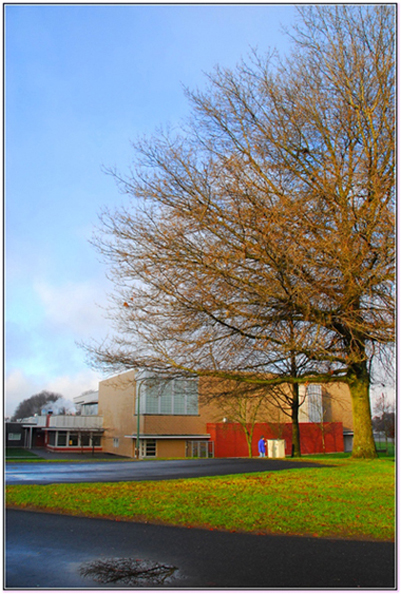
[157,440,186,458]
[98,369,136,457]
[324,383,354,431]
[142,415,206,435]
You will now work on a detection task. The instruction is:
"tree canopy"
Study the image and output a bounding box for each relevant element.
[11,391,64,421]
[86,5,395,458]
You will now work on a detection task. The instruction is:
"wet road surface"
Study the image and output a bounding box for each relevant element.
[6,509,395,588]
[6,457,322,485]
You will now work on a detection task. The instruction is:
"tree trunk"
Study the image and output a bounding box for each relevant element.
[244,425,254,458]
[246,436,253,458]
[348,364,377,459]
[291,385,301,457]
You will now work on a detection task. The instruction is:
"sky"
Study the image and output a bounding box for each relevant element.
[5,3,394,419]
[5,3,301,417]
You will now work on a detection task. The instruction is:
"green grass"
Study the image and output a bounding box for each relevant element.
[5,449,131,463]
[6,448,43,461]
[6,457,394,541]
[375,441,395,457]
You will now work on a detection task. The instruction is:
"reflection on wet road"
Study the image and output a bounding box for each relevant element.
[5,457,320,485]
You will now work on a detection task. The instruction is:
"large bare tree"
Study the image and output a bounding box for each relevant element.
[86,6,394,458]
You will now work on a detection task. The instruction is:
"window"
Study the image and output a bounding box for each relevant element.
[307,385,323,423]
[138,377,199,416]
[48,432,56,446]
[173,382,187,415]
[57,432,67,446]
[8,433,21,441]
[160,383,173,414]
[81,434,90,446]
[146,383,160,414]
[69,433,79,446]
[113,438,119,448]
[92,434,102,446]
[140,439,156,457]
[81,403,98,415]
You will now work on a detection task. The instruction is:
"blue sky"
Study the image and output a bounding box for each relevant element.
[5,3,394,418]
[5,3,299,416]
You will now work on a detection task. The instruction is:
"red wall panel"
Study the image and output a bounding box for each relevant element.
[207,422,344,457]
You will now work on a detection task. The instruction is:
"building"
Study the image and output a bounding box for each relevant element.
[12,371,354,457]
[5,422,25,448]
[98,370,354,458]
[73,391,99,415]
[99,370,216,458]
[16,412,103,453]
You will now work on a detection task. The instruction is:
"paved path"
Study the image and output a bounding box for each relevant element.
[6,457,322,485]
[6,509,395,589]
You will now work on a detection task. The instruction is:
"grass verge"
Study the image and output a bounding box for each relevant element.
[6,448,43,462]
[6,457,394,541]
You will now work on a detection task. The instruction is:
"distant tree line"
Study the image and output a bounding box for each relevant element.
[11,391,64,421]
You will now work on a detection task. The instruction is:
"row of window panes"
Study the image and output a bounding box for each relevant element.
[140,379,198,415]
[48,431,102,447]
[80,403,98,415]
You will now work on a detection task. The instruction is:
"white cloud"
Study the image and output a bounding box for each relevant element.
[45,369,100,401]
[34,279,111,337]
[5,368,101,418]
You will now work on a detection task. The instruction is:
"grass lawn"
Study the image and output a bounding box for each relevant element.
[6,448,43,461]
[374,442,395,457]
[6,457,394,541]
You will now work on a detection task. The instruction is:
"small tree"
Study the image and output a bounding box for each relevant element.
[205,383,273,457]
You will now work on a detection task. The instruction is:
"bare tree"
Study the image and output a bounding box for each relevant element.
[11,391,64,421]
[85,5,394,459]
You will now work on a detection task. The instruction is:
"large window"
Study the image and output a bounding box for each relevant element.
[137,377,199,416]
[92,434,102,446]
[52,431,101,447]
[57,432,67,446]
[81,403,98,415]
[81,434,90,446]
[298,384,323,423]
[307,385,323,423]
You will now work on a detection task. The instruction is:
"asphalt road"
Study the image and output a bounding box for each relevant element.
[5,457,322,485]
[6,509,395,589]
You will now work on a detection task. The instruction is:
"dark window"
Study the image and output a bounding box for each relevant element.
[69,433,79,446]
[81,434,90,446]
[92,434,101,446]
[57,432,67,446]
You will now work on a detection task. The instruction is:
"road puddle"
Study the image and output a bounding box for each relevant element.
[79,557,178,586]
